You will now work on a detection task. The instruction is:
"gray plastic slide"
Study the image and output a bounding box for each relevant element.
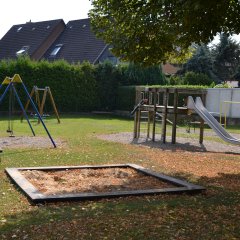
[187,96,240,145]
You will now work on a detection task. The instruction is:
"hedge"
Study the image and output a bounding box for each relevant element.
[0,58,209,113]
[0,58,167,113]
[116,86,136,111]
[0,58,98,112]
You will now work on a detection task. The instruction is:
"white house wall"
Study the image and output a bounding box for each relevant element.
[206,88,240,118]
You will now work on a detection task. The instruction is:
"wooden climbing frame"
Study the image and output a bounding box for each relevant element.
[133,87,207,144]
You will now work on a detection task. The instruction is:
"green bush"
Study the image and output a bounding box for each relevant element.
[167,75,183,85]
[214,83,232,88]
[183,71,213,86]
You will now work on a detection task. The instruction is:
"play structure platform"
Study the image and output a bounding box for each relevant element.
[132,87,240,145]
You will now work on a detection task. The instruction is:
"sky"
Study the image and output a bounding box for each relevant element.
[0,0,93,39]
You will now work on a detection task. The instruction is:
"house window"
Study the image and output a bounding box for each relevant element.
[17,27,22,32]
[50,44,63,57]
[16,46,29,56]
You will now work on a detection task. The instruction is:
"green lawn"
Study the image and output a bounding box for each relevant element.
[0,115,239,239]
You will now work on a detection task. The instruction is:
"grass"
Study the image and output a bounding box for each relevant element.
[0,114,240,240]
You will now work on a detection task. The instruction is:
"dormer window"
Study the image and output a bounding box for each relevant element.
[16,46,29,56]
[50,44,63,57]
[17,27,22,32]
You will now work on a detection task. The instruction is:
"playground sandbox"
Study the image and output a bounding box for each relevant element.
[5,164,204,203]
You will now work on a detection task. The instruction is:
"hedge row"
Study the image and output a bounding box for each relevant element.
[0,58,97,112]
[0,58,166,112]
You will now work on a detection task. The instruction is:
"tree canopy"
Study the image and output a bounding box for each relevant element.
[212,34,240,81]
[179,34,240,83]
[89,0,240,65]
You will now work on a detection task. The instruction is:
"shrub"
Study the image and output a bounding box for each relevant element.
[183,71,213,86]
[167,75,183,85]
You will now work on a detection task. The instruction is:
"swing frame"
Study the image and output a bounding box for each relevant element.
[22,86,60,124]
[0,74,56,148]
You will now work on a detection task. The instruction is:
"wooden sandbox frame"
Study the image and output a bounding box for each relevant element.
[5,164,205,203]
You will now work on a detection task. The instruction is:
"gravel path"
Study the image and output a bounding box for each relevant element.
[98,130,240,154]
[0,136,66,149]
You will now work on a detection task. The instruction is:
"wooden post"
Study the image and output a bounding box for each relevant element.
[35,88,41,111]
[21,86,35,122]
[133,110,138,138]
[152,90,157,141]
[48,87,61,123]
[38,88,47,124]
[133,87,140,138]
[161,88,168,143]
[199,93,206,144]
[137,109,141,138]
[172,88,178,144]
[147,110,151,138]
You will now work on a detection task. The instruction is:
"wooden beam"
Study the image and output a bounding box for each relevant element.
[172,88,178,144]
[47,87,60,123]
[152,90,157,141]
[161,89,168,143]
[21,86,35,122]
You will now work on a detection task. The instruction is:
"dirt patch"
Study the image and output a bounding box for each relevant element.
[21,168,175,195]
[0,136,66,149]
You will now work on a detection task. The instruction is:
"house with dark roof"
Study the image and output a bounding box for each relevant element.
[0,18,117,64]
[44,18,116,64]
[0,19,65,60]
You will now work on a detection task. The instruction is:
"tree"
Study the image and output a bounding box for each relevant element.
[212,33,240,81]
[122,63,166,85]
[89,0,240,65]
[183,45,211,72]
[181,44,218,82]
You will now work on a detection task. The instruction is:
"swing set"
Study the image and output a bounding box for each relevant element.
[0,74,57,148]
[21,86,60,124]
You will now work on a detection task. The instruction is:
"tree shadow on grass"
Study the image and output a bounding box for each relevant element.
[1,172,240,239]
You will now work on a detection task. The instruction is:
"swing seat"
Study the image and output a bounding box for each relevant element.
[31,113,50,119]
